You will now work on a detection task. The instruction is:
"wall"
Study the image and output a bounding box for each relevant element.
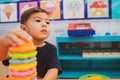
[0,19,120,77]
[0,19,120,45]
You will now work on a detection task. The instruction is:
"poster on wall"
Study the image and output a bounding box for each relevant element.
[112,0,120,19]
[0,0,34,3]
[87,0,110,19]
[0,3,18,22]
[40,0,61,20]
[18,1,38,21]
[0,4,1,22]
[62,0,85,19]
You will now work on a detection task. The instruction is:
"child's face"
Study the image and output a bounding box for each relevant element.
[24,12,50,41]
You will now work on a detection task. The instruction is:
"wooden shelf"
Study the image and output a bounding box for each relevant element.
[56,36,120,78]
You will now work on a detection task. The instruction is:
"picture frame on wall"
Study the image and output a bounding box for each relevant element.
[0,3,18,23]
[39,0,61,20]
[0,0,34,3]
[62,0,85,20]
[112,0,120,19]
[86,0,111,19]
[18,1,38,21]
[0,7,1,23]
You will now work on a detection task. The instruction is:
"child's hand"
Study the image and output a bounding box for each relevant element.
[1,28,32,47]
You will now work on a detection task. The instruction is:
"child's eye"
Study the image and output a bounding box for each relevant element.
[46,22,50,24]
[35,20,41,22]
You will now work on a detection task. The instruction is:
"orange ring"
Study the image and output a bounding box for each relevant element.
[9,39,36,52]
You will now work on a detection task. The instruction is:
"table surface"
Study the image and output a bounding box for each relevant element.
[0,78,120,80]
[58,79,120,80]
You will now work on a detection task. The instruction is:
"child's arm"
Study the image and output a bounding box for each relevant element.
[0,37,9,60]
[42,68,58,80]
[0,28,32,61]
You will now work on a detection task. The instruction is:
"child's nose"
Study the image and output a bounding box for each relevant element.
[41,24,47,28]
[41,22,47,27]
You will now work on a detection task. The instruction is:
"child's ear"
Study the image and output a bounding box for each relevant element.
[20,24,27,31]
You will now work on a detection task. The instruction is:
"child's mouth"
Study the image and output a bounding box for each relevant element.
[41,30,47,33]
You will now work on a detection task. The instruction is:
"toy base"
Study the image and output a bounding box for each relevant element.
[68,30,95,36]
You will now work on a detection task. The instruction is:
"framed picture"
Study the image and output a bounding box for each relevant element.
[0,4,1,22]
[62,0,85,20]
[112,0,120,19]
[0,3,18,22]
[0,0,32,3]
[0,0,15,3]
[86,0,110,19]
[18,1,38,21]
[40,0,61,20]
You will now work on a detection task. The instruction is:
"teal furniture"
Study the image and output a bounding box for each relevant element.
[56,36,120,78]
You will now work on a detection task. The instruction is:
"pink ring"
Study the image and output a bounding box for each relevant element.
[9,68,36,77]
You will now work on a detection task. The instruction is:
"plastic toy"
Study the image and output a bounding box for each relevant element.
[67,22,95,36]
[79,74,110,80]
[105,32,111,35]
[8,38,37,80]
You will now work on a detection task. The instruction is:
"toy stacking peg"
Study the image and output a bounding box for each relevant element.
[8,38,37,80]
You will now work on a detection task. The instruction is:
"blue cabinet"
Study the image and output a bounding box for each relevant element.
[56,36,120,78]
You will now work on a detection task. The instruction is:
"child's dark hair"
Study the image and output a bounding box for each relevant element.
[21,7,49,24]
